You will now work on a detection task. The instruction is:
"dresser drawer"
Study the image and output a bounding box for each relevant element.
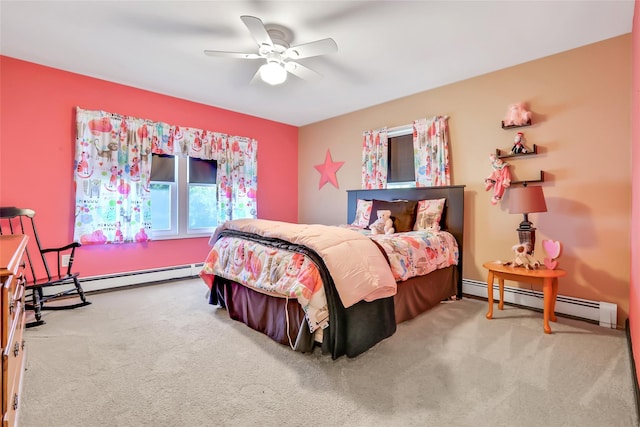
[1,275,13,347]
[2,388,19,427]
[2,301,25,418]
[1,274,24,348]
[10,271,25,312]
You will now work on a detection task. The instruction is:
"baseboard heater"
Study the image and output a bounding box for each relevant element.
[46,272,618,328]
[463,278,617,329]
[76,263,205,294]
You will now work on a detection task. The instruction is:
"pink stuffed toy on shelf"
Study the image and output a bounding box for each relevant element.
[502,102,532,127]
[485,154,511,205]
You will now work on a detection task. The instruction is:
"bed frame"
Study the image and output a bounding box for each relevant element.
[205,185,466,358]
[346,185,465,298]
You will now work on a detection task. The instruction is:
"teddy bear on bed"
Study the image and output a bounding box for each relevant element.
[370,209,395,235]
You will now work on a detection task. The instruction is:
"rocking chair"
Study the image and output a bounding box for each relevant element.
[0,207,91,327]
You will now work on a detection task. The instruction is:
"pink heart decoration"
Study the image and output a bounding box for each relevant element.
[544,258,558,270]
[542,240,562,259]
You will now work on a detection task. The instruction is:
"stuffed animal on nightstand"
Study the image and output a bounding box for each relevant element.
[370,210,395,235]
[504,243,540,270]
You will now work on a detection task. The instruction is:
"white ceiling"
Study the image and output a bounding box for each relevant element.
[0,1,634,127]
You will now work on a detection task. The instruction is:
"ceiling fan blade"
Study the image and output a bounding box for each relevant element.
[240,15,273,49]
[284,61,322,81]
[249,67,263,85]
[284,38,338,60]
[204,50,261,59]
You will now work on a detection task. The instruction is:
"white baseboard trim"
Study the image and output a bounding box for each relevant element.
[77,263,205,293]
[49,269,618,329]
[463,278,617,328]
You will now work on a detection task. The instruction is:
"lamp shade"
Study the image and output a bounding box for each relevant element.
[508,185,547,214]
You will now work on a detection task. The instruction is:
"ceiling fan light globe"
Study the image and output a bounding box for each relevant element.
[260,62,287,85]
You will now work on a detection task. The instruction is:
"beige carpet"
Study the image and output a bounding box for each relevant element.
[18,278,637,427]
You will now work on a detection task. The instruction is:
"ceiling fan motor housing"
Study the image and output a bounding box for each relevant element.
[266,28,290,52]
[264,51,283,65]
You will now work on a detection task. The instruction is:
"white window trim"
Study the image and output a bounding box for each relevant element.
[387,124,416,188]
[151,156,216,240]
[150,181,178,238]
[387,124,412,138]
[186,182,217,235]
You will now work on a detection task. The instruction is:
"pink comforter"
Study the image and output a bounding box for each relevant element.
[209,219,397,308]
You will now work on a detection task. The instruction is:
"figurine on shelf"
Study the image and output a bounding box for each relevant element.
[511,132,529,154]
[502,102,532,127]
[485,154,511,205]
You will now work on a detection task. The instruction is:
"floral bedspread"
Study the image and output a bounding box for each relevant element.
[201,235,329,333]
[202,225,458,334]
[342,225,459,282]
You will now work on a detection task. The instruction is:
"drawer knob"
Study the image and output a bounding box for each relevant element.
[13,393,19,410]
[13,341,20,357]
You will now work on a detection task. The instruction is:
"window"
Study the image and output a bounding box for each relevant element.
[387,125,415,189]
[150,154,217,239]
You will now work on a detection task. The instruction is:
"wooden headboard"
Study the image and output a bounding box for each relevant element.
[346,185,465,297]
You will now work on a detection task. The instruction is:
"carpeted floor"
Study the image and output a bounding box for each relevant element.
[18,278,638,427]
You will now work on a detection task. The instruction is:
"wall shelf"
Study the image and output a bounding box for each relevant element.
[511,170,544,186]
[496,144,538,159]
[501,119,531,129]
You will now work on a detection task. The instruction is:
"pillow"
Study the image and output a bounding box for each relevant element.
[414,198,446,231]
[351,199,372,228]
[368,199,418,233]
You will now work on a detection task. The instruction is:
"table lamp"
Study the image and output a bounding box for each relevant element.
[508,184,547,254]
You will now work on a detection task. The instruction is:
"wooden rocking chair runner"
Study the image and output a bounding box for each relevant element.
[0,207,90,327]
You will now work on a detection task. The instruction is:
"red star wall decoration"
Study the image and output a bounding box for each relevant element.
[314,149,344,189]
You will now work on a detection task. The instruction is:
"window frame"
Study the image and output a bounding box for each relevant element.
[150,154,217,240]
[387,124,416,189]
[185,156,217,235]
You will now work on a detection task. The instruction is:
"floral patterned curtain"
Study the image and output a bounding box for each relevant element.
[215,135,258,222]
[74,108,155,244]
[174,127,257,222]
[413,116,451,187]
[361,128,388,189]
[74,107,258,244]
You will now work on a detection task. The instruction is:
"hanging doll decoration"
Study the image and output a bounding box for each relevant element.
[485,154,511,205]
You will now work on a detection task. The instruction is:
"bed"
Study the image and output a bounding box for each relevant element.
[200,185,465,359]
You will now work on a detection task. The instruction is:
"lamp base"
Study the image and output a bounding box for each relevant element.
[517,227,536,255]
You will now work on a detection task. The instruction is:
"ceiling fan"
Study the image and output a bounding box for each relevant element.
[204,15,338,85]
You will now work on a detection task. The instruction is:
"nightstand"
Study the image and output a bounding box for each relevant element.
[482,261,567,334]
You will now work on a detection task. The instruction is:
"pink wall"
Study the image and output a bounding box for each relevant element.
[0,56,298,277]
[631,1,640,386]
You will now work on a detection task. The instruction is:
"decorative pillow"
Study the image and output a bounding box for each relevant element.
[368,199,418,233]
[351,199,372,228]
[414,198,446,231]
